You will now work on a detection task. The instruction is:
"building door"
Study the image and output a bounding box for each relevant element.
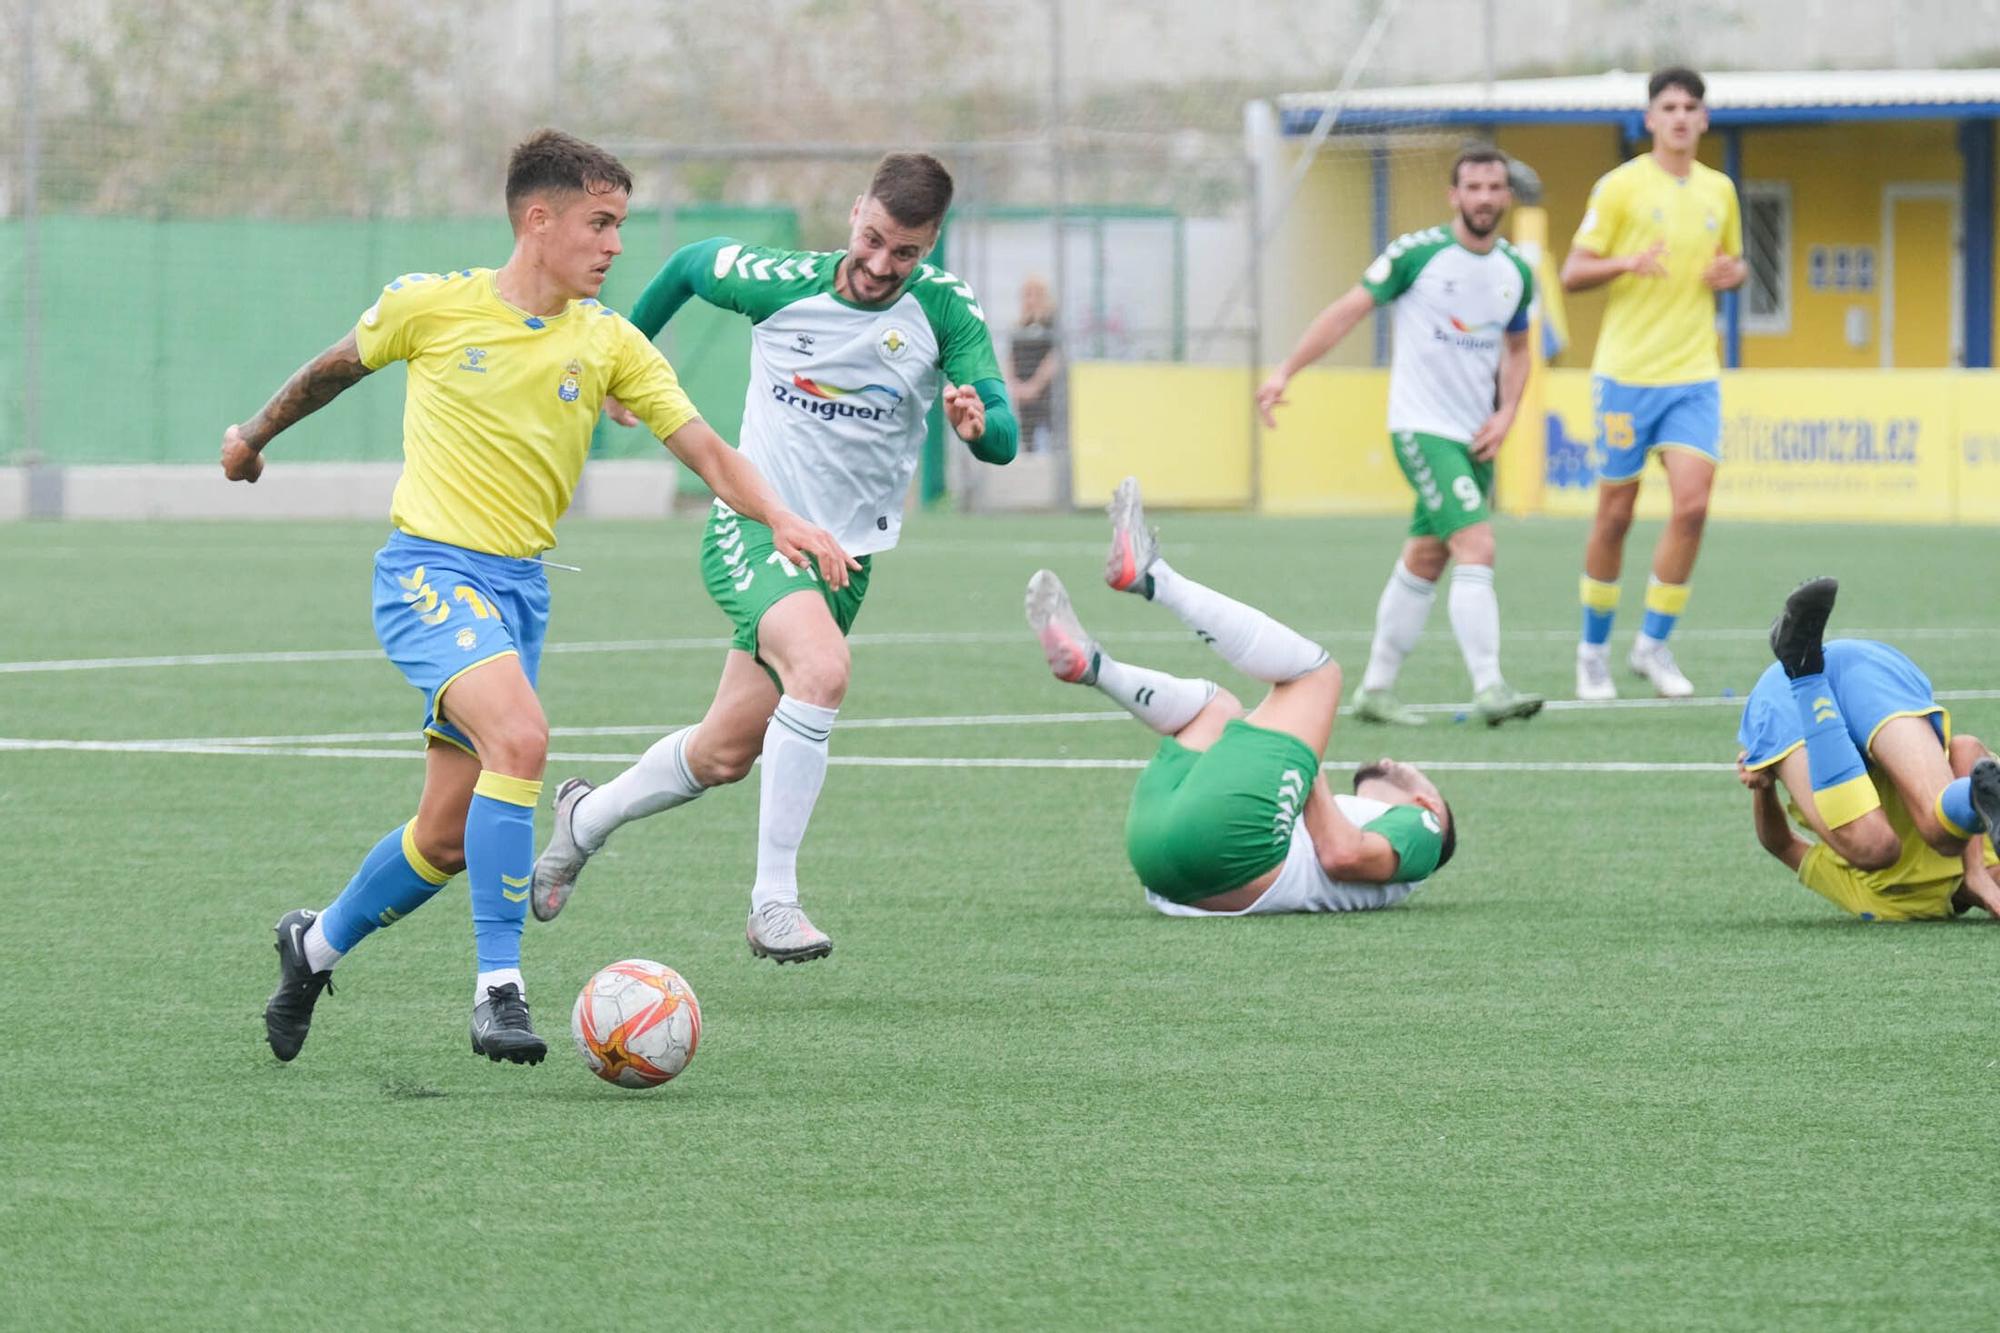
[1881,184,1962,367]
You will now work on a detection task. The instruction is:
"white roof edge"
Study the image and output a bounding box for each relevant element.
[1276,69,2000,114]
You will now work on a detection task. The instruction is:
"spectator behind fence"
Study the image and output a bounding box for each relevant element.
[1006,277,1065,453]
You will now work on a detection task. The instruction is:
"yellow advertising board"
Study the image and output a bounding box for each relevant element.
[1068,362,2000,525]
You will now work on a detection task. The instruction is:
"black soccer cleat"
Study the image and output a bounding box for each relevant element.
[1969,758,2000,848]
[265,908,335,1062]
[470,983,547,1065]
[1770,577,1838,679]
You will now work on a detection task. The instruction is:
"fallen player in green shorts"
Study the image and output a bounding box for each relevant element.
[1026,476,1458,915]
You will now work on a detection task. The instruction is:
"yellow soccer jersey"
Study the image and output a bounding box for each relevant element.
[354,269,699,557]
[1792,775,1997,921]
[1571,155,1742,385]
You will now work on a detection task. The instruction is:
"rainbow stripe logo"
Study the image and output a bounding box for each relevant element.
[1449,316,1503,334]
[792,373,903,403]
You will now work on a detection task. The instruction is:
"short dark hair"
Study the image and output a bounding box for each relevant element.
[1451,143,1510,187]
[1648,66,1706,103]
[866,153,955,228]
[505,129,633,224]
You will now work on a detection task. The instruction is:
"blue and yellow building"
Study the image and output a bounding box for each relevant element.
[1070,70,2000,524]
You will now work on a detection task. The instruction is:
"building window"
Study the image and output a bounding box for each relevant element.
[1742,181,1791,335]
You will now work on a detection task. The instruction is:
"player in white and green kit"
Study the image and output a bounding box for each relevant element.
[531,154,1017,961]
[1029,478,1458,916]
[1257,146,1541,728]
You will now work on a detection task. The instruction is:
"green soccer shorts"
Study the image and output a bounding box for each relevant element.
[701,502,871,657]
[1124,718,1319,904]
[1391,430,1493,539]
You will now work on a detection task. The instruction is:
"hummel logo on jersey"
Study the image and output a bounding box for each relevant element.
[793,333,817,355]
[460,347,488,373]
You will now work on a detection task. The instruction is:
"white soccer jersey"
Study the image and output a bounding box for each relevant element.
[698,242,1002,556]
[1360,228,1534,442]
[1144,795,1424,916]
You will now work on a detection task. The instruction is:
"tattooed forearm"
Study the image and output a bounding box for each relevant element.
[240,333,370,450]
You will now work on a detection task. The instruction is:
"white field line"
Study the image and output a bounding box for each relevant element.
[7,625,2000,675]
[23,689,2000,755]
[0,736,1735,774]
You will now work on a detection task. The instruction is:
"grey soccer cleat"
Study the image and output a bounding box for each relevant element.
[1770,576,1838,679]
[470,983,547,1064]
[1025,569,1101,685]
[1472,682,1546,727]
[1104,476,1161,596]
[264,908,334,1062]
[1351,687,1427,727]
[531,777,595,922]
[1969,757,2000,849]
[746,902,834,964]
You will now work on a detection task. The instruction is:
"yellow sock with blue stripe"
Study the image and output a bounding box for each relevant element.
[1579,576,1620,647]
[1638,576,1691,645]
[317,821,456,956]
[1788,674,1876,828]
[1935,779,1984,839]
[468,771,543,973]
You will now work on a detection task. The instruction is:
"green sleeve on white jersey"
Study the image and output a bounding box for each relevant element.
[1499,241,1535,332]
[909,263,1004,386]
[1362,804,1445,881]
[704,242,838,324]
[1359,228,1451,307]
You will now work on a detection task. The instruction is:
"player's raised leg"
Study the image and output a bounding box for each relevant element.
[1105,477,1328,685]
[534,721,710,922]
[264,738,474,1062]
[1027,569,1219,734]
[436,657,549,1063]
[1768,577,1899,870]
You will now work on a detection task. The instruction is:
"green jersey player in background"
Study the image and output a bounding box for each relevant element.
[533,153,1017,961]
[1254,146,1541,729]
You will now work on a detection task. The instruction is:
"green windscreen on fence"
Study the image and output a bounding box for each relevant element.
[0,206,799,470]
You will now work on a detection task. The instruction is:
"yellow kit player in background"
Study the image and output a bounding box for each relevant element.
[1562,67,1746,702]
[221,130,850,1066]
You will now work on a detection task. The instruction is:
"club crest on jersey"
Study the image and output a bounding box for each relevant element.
[455,627,478,650]
[558,358,581,403]
[878,327,909,361]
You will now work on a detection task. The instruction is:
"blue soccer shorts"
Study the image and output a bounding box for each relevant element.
[1737,639,1948,772]
[1592,375,1721,483]
[370,530,549,755]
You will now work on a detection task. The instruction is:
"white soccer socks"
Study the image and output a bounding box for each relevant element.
[1448,564,1504,694]
[752,696,839,913]
[1147,559,1329,683]
[571,726,707,852]
[1092,656,1218,735]
[1361,561,1438,693]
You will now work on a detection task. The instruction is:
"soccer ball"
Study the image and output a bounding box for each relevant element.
[570,959,702,1088]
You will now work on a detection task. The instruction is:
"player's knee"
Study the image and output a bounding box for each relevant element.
[689,734,759,786]
[1401,540,1449,582]
[1300,656,1342,697]
[479,716,549,777]
[1448,529,1495,567]
[411,824,467,876]
[780,644,850,707]
[1670,495,1709,534]
[1838,821,1902,872]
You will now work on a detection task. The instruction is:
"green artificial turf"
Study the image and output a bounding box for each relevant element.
[3,512,1998,1329]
